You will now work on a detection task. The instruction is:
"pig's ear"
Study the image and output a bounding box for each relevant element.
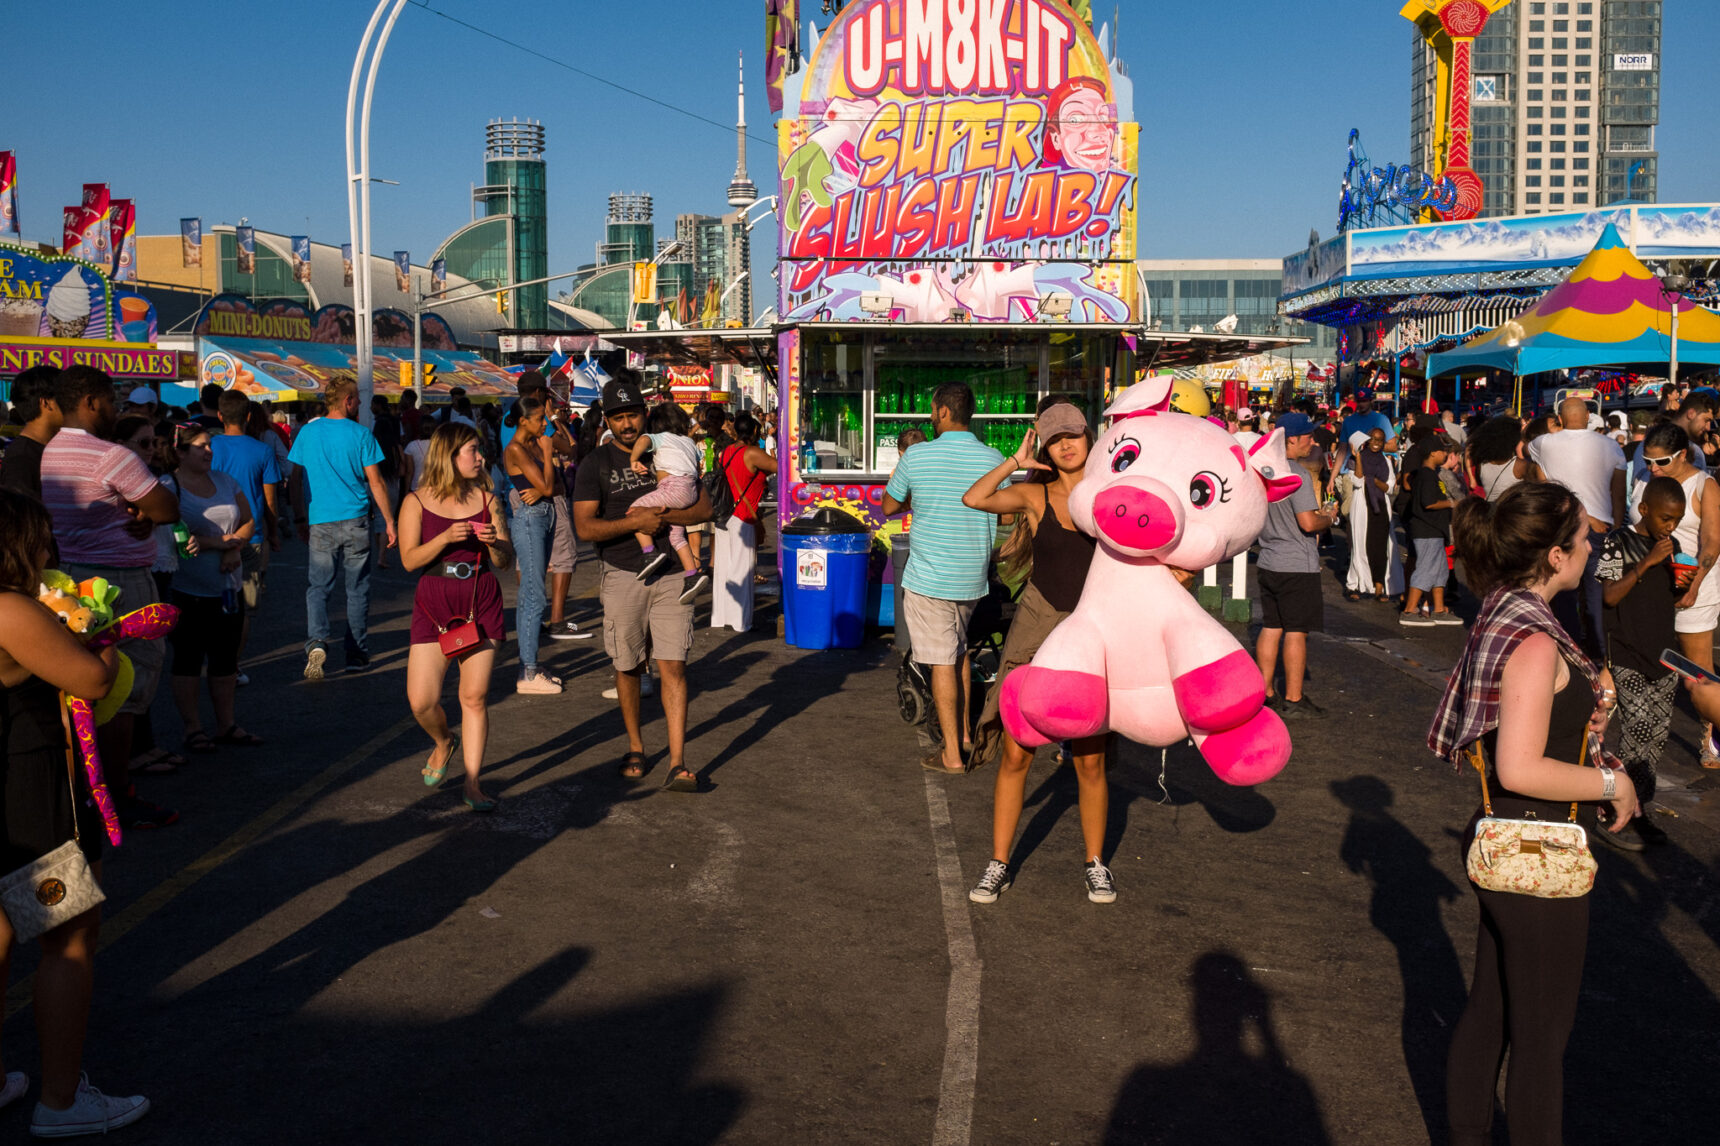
[1104,375,1174,419]
[1248,429,1303,503]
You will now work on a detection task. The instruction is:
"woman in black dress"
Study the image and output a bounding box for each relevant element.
[0,489,151,1133]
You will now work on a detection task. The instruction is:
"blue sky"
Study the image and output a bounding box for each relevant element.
[6,1,1716,290]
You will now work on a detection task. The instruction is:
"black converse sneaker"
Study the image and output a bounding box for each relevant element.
[1084,860,1117,904]
[968,859,1012,904]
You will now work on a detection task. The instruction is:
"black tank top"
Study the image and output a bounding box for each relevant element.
[1479,654,1596,815]
[1030,485,1097,612]
[1,672,66,765]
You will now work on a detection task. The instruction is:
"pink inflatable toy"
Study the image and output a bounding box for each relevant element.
[1000,377,1300,785]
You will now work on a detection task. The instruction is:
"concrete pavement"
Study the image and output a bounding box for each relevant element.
[1,540,1717,1144]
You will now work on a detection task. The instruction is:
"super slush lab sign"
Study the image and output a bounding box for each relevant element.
[779,0,1138,323]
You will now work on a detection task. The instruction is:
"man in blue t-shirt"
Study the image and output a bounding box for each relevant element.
[287,378,395,678]
[1337,388,1398,473]
[883,380,1004,773]
[211,391,284,676]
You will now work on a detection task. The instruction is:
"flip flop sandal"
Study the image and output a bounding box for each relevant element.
[184,730,218,754]
[134,748,188,775]
[618,751,648,780]
[215,726,265,747]
[920,751,966,775]
[422,735,460,788]
[662,766,700,792]
[1344,590,1364,601]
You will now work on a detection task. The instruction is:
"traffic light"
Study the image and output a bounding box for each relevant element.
[421,362,437,389]
[494,291,508,315]
[397,361,412,389]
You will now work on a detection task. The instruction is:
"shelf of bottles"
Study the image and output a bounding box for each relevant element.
[798,333,867,475]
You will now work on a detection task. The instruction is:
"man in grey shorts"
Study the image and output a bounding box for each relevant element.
[573,374,713,792]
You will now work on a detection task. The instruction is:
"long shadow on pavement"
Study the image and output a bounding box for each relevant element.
[1102,951,1333,1146]
[1331,775,1464,1145]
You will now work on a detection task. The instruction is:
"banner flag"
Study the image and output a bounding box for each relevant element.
[235,225,256,274]
[290,235,311,284]
[394,250,410,294]
[181,218,202,268]
[431,258,446,294]
[110,199,136,281]
[0,152,18,238]
[341,242,354,287]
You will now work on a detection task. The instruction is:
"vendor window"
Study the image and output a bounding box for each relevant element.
[799,331,867,475]
[872,330,1043,468]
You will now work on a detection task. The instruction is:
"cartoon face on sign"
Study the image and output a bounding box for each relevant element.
[1044,79,1120,174]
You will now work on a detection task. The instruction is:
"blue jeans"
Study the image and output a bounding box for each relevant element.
[510,492,553,672]
[306,516,372,655]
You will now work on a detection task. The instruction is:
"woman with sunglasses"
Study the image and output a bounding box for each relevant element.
[1634,422,1720,766]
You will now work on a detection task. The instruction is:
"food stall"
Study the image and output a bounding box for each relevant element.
[1,242,192,396]
[171,294,519,407]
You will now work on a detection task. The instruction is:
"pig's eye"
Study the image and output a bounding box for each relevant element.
[1110,437,1141,473]
[1188,470,1231,509]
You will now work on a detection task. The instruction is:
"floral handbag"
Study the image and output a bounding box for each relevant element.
[1464,742,1596,899]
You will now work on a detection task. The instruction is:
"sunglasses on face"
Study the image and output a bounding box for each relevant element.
[1644,455,1676,467]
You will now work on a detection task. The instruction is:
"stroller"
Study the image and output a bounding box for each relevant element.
[896,578,1012,747]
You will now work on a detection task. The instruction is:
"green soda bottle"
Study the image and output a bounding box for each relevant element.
[172,521,193,559]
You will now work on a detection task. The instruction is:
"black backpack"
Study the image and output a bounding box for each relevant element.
[702,444,739,528]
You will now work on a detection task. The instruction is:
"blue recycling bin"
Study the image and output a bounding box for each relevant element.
[780,508,871,650]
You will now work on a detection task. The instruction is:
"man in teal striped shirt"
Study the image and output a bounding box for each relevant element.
[884,381,1005,774]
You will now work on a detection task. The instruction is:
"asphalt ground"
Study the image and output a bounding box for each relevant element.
[3,533,1719,1145]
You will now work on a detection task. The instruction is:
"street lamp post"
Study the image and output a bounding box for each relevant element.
[1660,271,1689,387]
[346,0,410,423]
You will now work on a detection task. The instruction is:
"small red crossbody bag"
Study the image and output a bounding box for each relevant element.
[436,502,489,660]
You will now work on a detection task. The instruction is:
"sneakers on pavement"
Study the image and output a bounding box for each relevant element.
[303,645,327,680]
[235,670,250,687]
[546,620,595,641]
[1280,696,1326,720]
[1592,818,1645,854]
[516,669,563,695]
[636,551,673,581]
[1,1071,26,1111]
[969,859,1012,904]
[343,651,372,674]
[1084,860,1117,904]
[1428,611,1464,626]
[678,573,710,604]
[30,1075,149,1138]
[1399,612,1435,627]
[1632,811,1669,847]
[601,674,656,701]
[118,795,179,831]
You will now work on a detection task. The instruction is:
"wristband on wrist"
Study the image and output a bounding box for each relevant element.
[1600,766,1617,801]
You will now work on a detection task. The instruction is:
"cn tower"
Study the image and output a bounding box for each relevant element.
[727,51,758,210]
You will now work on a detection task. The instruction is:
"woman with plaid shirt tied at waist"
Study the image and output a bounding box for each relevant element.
[1428,482,1639,1146]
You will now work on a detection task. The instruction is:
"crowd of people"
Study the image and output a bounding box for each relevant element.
[0,362,777,1136]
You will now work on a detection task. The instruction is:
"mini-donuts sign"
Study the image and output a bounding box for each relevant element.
[778,0,1138,324]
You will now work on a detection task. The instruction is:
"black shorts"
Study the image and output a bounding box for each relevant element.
[169,591,245,677]
[1258,570,1324,634]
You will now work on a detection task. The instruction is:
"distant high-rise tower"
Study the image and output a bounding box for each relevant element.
[483,118,546,327]
[728,52,759,209]
[721,52,757,325]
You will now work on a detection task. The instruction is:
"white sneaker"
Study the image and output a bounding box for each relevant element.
[30,1075,150,1138]
[1,1071,26,1111]
[235,670,251,686]
[516,669,563,695]
[1084,860,1117,904]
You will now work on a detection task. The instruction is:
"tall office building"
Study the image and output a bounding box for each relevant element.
[1410,1,1659,217]
[435,117,548,329]
[599,193,655,266]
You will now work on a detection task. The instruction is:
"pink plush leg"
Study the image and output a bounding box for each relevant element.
[1008,665,1109,742]
[1000,671,1052,748]
[1194,708,1291,786]
[1172,649,1268,733]
[66,697,122,846]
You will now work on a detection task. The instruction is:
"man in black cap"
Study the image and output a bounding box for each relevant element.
[573,371,713,791]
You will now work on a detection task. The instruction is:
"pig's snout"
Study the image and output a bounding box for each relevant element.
[1093,484,1179,552]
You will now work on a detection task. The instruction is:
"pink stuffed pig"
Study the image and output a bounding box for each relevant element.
[1000,377,1300,785]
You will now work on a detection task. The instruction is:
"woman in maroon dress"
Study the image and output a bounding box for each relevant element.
[399,423,513,811]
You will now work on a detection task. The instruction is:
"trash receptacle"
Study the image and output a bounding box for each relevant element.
[780,507,871,650]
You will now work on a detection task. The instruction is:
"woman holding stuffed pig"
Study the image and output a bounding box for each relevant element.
[0,489,152,1134]
[164,423,261,755]
[962,400,1117,906]
[1429,482,1637,1145]
[400,423,512,812]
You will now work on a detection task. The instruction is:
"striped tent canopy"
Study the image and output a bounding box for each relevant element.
[1428,222,1720,377]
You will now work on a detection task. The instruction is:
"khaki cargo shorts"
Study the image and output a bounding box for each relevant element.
[600,562,694,672]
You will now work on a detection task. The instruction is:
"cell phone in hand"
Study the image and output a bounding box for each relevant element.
[1659,648,1720,685]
